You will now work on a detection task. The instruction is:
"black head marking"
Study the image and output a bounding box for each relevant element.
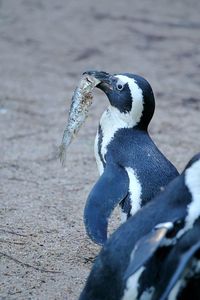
[105,81,133,113]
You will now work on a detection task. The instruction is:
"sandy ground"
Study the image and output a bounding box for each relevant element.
[0,0,200,299]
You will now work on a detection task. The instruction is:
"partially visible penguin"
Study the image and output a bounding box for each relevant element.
[78,153,200,300]
[122,153,200,300]
[130,153,200,300]
[83,70,178,245]
[152,220,200,300]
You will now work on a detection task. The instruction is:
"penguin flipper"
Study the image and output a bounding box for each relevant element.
[155,239,200,300]
[124,222,173,280]
[84,163,129,245]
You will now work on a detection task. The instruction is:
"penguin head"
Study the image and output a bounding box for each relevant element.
[83,70,155,130]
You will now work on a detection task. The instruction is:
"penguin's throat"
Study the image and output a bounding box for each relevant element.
[102,106,139,129]
[97,107,132,169]
[97,106,142,169]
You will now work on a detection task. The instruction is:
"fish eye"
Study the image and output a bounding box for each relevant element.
[117,83,124,91]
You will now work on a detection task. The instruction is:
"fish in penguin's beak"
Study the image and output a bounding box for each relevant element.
[83,70,116,92]
[59,74,100,165]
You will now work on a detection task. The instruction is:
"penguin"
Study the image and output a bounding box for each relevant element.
[78,153,200,300]
[82,70,178,245]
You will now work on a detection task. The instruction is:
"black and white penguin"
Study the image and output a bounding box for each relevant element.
[83,70,178,245]
[128,153,200,300]
[79,153,200,300]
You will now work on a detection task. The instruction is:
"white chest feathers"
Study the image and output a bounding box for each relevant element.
[94,106,128,175]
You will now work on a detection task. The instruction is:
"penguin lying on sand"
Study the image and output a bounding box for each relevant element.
[79,153,200,300]
[83,70,178,245]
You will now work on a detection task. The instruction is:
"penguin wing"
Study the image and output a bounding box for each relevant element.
[84,163,129,245]
[154,236,200,300]
[124,222,173,280]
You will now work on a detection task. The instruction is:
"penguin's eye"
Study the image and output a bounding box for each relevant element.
[116,84,124,91]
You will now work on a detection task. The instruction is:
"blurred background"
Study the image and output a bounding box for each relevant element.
[0,0,200,299]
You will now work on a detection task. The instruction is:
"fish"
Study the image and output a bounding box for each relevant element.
[59,74,100,166]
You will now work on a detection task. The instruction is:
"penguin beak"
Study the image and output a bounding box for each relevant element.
[83,70,115,92]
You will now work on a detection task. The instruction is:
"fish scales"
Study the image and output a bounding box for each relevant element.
[59,75,100,165]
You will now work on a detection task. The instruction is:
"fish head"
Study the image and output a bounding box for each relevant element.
[83,70,116,94]
[79,74,101,95]
[83,70,155,129]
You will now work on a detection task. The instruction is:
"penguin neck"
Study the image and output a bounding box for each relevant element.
[100,105,147,131]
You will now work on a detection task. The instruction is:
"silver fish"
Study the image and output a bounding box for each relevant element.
[59,75,100,165]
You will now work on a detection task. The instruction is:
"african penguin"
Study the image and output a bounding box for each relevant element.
[130,153,200,300]
[79,153,200,300]
[83,70,178,245]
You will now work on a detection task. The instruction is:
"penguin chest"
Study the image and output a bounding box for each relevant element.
[94,109,127,175]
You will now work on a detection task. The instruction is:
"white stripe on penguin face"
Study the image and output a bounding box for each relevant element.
[115,75,144,127]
